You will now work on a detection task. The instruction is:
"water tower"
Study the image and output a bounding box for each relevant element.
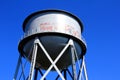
[13,10,88,80]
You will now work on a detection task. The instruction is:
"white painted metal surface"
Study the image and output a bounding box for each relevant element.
[24,12,81,39]
[19,10,87,70]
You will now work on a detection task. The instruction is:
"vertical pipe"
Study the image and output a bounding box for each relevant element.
[28,43,38,80]
[20,57,26,80]
[71,45,77,80]
[13,55,22,80]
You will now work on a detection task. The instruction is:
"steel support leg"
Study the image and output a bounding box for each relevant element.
[28,42,38,80]
[13,55,22,80]
[70,43,77,80]
[19,57,26,80]
[83,57,88,80]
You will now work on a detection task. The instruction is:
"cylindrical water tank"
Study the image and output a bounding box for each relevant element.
[18,10,87,70]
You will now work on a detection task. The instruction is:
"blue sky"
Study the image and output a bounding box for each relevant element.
[0,0,120,80]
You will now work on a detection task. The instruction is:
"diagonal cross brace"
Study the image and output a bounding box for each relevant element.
[28,40,38,80]
[79,57,88,80]
[36,38,74,80]
[83,57,88,80]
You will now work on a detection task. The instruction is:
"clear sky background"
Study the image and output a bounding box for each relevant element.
[0,0,120,80]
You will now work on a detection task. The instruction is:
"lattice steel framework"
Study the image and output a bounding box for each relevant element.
[13,38,88,80]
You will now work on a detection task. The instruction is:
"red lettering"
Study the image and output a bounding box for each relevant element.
[40,22,54,32]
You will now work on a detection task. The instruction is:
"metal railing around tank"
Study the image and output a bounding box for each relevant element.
[20,29,87,47]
